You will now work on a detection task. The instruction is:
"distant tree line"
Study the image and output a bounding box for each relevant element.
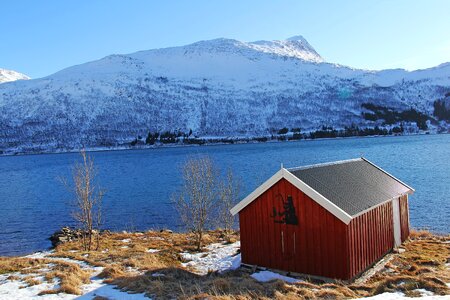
[308,125,393,139]
[433,99,450,121]
[129,123,411,148]
[273,124,402,141]
[128,99,450,148]
[361,103,429,130]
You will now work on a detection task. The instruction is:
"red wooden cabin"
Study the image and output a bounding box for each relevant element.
[230,158,414,281]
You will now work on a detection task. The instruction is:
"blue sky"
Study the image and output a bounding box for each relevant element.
[1,0,449,78]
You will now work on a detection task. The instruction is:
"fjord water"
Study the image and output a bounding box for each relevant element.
[0,134,449,256]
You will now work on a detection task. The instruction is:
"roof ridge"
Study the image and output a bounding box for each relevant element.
[287,158,362,172]
[361,157,415,192]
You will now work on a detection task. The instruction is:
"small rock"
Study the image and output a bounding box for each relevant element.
[393,247,406,254]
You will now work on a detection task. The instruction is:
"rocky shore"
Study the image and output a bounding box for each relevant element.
[49,227,84,247]
[48,227,172,248]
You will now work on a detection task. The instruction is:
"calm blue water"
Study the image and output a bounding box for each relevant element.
[0,135,449,256]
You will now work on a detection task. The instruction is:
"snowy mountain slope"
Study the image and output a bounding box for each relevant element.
[0,68,29,83]
[0,36,449,154]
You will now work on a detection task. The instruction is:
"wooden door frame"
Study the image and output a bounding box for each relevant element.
[392,197,401,247]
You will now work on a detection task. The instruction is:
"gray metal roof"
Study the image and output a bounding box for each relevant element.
[288,158,413,217]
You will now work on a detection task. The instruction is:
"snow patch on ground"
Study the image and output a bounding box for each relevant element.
[25,251,94,270]
[180,242,241,275]
[146,248,160,253]
[251,270,301,283]
[0,251,148,299]
[415,289,437,297]
[361,292,450,299]
[77,278,148,300]
[0,274,65,300]
[25,251,53,259]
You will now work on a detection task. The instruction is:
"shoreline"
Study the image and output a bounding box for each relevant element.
[1,225,449,259]
[0,131,446,158]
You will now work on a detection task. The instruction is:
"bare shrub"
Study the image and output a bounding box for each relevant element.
[218,168,240,241]
[65,150,104,251]
[173,156,219,250]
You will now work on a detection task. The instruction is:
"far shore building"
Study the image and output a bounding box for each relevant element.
[231,158,413,281]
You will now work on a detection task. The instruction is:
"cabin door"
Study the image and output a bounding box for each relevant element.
[280,226,296,260]
[392,197,401,247]
[270,194,299,260]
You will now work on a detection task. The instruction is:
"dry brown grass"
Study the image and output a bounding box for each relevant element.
[409,229,435,239]
[0,257,47,275]
[6,274,20,281]
[42,261,91,295]
[92,296,110,300]
[98,265,125,281]
[37,289,59,295]
[354,230,450,297]
[50,229,232,272]
[1,229,448,299]
[108,230,449,299]
[23,276,42,286]
[110,268,270,299]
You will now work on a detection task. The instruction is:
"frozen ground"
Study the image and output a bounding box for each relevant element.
[0,250,147,300]
[0,242,241,299]
[180,241,241,275]
[1,242,448,299]
[362,292,450,299]
[251,270,301,283]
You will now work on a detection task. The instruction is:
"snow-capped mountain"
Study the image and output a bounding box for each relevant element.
[0,68,29,84]
[243,35,323,62]
[0,36,449,154]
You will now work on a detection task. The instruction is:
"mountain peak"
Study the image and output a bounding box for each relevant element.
[0,68,30,84]
[130,35,324,63]
[248,36,324,63]
[286,35,308,42]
